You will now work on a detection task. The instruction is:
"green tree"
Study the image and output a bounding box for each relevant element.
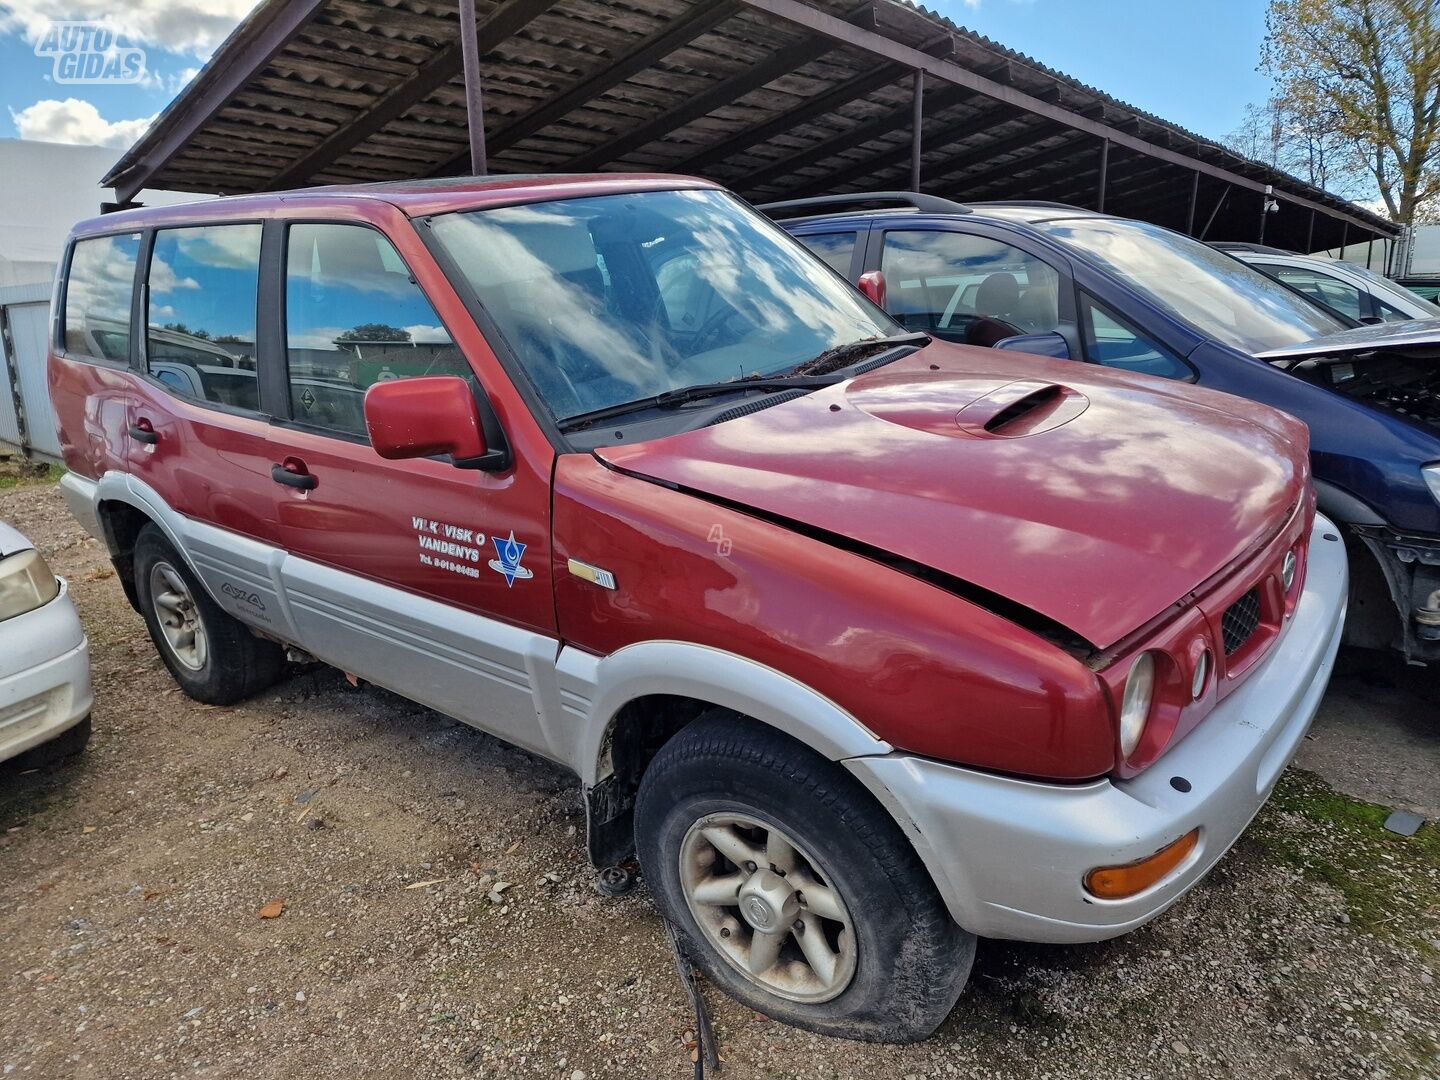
[1262,0,1440,224]
[335,323,411,344]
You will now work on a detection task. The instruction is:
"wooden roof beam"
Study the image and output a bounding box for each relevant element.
[428,0,745,176]
[562,7,876,172]
[265,0,562,189]
[736,82,976,194]
[676,28,956,178]
[106,0,328,202]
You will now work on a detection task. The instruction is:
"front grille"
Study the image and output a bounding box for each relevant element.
[1221,589,1262,656]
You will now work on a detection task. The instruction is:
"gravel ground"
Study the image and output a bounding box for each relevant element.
[1,473,1438,1080]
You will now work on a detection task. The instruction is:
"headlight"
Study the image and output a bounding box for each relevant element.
[1425,463,1440,505]
[0,548,61,621]
[1119,651,1156,757]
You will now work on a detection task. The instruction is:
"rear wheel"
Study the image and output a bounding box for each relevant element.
[133,526,282,704]
[635,712,974,1042]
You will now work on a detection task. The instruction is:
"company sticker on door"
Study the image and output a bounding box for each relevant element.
[412,516,531,586]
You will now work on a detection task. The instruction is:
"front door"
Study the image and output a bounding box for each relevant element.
[266,220,557,755]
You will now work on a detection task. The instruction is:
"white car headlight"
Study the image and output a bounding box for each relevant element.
[0,548,61,621]
[1119,651,1156,758]
[1425,463,1440,505]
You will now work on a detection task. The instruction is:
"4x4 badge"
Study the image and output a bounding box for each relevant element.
[488,531,533,587]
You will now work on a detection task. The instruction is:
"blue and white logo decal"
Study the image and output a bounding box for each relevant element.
[488,531,534,587]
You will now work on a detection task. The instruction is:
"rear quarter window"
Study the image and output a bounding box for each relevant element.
[63,233,142,363]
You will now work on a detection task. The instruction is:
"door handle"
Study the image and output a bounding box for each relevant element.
[271,461,318,490]
[129,421,159,445]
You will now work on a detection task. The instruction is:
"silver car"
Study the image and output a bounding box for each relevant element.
[1215,243,1440,323]
[0,520,92,767]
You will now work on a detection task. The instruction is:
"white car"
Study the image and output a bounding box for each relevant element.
[0,520,92,767]
[1215,243,1440,323]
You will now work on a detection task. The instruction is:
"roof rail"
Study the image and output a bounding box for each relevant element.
[970,200,1089,211]
[1209,241,1296,255]
[757,191,972,219]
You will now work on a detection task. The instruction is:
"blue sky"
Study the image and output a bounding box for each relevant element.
[0,1,1272,149]
[929,0,1272,140]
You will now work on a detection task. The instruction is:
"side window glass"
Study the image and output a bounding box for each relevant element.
[285,224,469,438]
[64,233,141,363]
[794,232,857,277]
[147,224,262,411]
[1270,266,1363,320]
[1081,295,1192,380]
[879,230,1061,345]
[1372,296,1410,322]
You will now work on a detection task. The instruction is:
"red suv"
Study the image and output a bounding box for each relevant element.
[49,175,1347,1042]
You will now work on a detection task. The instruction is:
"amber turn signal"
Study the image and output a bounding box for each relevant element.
[1084,828,1200,899]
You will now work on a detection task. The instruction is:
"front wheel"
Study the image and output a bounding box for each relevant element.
[635,713,974,1042]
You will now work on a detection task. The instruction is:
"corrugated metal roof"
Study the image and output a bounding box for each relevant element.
[100,0,1395,251]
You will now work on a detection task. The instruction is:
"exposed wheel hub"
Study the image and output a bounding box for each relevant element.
[737,869,799,932]
[678,812,857,1003]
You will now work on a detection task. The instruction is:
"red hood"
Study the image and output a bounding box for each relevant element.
[598,343,1309,649]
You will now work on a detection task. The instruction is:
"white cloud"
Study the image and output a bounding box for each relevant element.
[1,0,256,57]
[404,324,454,344]
[10,97,154,148]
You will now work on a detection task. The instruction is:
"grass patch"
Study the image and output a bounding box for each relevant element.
[0,460,65,490]
[1251,769,1440,946]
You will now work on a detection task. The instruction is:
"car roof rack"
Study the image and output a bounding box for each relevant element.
[969,200,1089,212]
[1209,241,1296,255]
[757,191,972,219]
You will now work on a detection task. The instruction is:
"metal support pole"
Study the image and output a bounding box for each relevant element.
[1340,220,1349,258]
[1186,171,1198,235]
[1096,138,1109,212]
[1367,235,1375,270]
[1306,208,1315,253]
[910,70,923,192]
[1199,184,1230,240]
[1258,192,1267,245]
[459,0,488,177]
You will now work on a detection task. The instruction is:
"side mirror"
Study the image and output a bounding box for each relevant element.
[857,270,887,308]
[993,332,1072,360]
[364,376,506,470]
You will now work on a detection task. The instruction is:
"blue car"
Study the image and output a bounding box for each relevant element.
[767,193,1440,664]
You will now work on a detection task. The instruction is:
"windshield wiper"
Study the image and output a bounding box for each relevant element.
[783,331,930,377]
[557,375,838,433]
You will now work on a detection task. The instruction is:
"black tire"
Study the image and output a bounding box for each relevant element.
[133,525,282,705]
[10,715,91,769]
[635,712,974,1042]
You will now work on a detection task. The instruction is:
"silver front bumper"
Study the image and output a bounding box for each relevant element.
[0,580,93,763]
[848,513,1349,943]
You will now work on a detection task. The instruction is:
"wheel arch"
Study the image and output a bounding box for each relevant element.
[89,473,201,610]
[560,641,893,866]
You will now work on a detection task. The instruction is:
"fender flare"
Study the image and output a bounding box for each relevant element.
[85,472,218,601]
[557,640,892,785]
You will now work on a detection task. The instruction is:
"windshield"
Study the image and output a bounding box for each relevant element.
[428,188,895,421]
[1036,217,1348,352]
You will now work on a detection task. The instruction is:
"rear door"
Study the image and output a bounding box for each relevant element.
[266,215,558,756]
[125,221,296,637]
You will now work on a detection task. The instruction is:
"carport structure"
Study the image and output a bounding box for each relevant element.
[104,0,1395,254]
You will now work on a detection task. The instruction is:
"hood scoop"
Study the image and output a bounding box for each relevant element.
[848,372,1089,439]
[956,380,1088,437]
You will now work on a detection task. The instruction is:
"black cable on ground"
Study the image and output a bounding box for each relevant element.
[663,918,720,1078]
